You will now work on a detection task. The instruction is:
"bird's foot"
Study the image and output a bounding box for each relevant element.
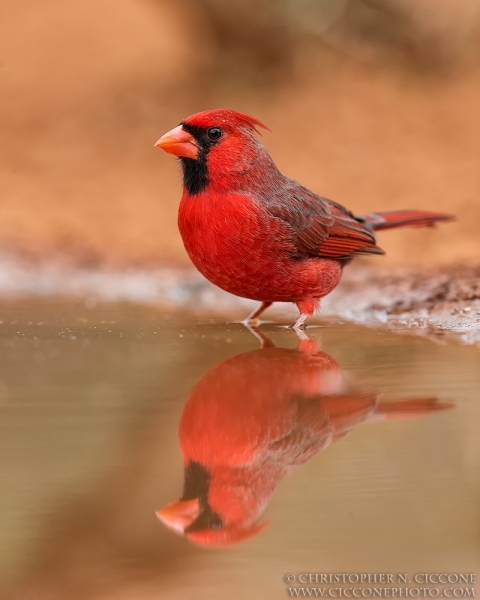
[290,312,309,332]
[241,317,260,328]
[240,301,272,327]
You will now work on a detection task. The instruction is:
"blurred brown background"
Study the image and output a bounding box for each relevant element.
[1,0,479,269]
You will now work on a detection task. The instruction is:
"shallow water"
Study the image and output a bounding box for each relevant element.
[0,301,479,599]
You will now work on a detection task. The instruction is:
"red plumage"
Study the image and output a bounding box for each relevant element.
[156,334,452,546]
[156,109,453,328]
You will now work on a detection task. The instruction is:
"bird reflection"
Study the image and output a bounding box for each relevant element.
[157,329,451,547]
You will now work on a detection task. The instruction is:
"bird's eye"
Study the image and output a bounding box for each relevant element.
[207,127,222,141]
[209,515,224,530]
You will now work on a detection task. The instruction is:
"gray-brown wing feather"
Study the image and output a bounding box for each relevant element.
[266,179,384,259]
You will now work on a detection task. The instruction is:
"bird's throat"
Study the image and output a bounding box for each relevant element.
[180,153,209,195]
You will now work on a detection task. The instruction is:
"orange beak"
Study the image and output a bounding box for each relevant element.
[154,125,199,159]
[156,498,200,534]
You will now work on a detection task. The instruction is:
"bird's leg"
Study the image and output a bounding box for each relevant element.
[242,322,276,348]
[292,298,318,332]
[242,301,272,327]
[291,312,309,331]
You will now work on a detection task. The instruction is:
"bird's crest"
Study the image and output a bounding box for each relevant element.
[182,109,271,135]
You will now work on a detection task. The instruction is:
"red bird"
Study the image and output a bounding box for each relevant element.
[155,109,453,330]
[157,333,452,546]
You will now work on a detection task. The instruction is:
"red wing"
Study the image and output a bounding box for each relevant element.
[267,181,384,260]
[265,392,377,467]
[317,393,377,433]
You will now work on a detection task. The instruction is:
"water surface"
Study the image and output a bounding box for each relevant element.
[0,301,479,599]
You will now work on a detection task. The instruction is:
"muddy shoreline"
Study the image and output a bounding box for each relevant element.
[322,264,480,344]
[0,254,478,343]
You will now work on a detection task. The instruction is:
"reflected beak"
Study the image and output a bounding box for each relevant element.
[154,125,199,159]
[156,498,200,534]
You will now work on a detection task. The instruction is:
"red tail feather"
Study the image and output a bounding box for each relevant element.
[361,210,455,231]
[374,398,453,421]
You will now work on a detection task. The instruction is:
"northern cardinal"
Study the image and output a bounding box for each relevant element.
[157,331,452,546]
[155,110,453,330]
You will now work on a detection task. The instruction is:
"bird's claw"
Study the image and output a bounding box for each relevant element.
[291,312,309,332]
[242,317,260,328]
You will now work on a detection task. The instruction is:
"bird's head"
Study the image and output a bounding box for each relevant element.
[155,109,273,195]
[156,461,270,547]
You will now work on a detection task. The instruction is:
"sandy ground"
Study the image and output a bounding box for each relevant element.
[322,263,480,344]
